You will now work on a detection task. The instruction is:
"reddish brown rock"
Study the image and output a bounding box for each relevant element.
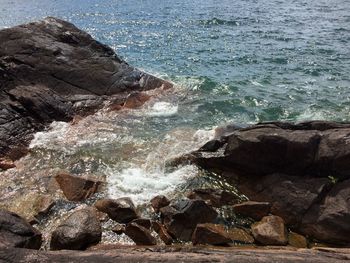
[192,224,231,245]
[123,92,151,109]
[0,158,15,170]
[112,224,125,235]
[288,232,308,248]
[187,188,239,207]
[233,201,271,220]
[227,228,255,244]
[150,195,170,213]
[125,222,156,246]
[251,215,288,245]
[95,198,138,223]
[131,218,151,229]
[50,208,102,250]
[55,173,101,202]
[0,209,42,249]
[152,221,173,245]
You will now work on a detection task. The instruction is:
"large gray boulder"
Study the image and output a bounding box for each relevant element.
[0,17,172,160]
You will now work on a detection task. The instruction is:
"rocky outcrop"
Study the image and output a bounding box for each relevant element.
[0,209,42,249]
[0,17,172,160]
[55,173,101,201]
[251,215,288,245]
[189,121,350,245]
[50,208,102,250]
[160,199,218,241]
[94,197,138,223]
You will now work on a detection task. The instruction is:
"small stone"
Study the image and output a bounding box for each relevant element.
[233,201,271,220]
[55,173,101,201]
[95,197,138,223]
[192,223,231,245]
[150,195,170,213]
[35,195,55,217]
[152,221,173,245]
[0,158,15,170]
[251,215,288,245]
[112,223,125,235]
[125,222,157,246]
[226,228,255,244]
[288,232,308,248]
[187,188,239,207]
[50,208,102,250]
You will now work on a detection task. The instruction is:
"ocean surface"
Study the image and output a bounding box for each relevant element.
[0,0,349,246]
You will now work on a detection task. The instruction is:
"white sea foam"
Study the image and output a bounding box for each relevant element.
[146,102,178,117]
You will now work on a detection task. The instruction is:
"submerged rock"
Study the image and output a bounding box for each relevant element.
[0,209,42,249]
[150,195,171,213]
[187,188,239,207]
[50,208,102,250]
[232,201,271,221]
[0,17,172,159]
[125,222,157,246]
[95,197,138,223]
[251,215,288,246]
[161,199,218,241]
[55,173,101,202]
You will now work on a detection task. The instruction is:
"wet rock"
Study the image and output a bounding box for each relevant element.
[152,221,173,245]
[50,207,102,250]
[159,206,179,225]
[0,17,172,159]
[162,199,218,241]
[55,173,101,201]
[251,215,288,245]
[192,223,231,245]
[0,209,42,249]
[187,188,239,207]
[0,158,15,170]
[112,224,125,235]
[227,227,255,244]
[301,179,350,245]
[131,218,151,229]
[150,195,170,213]
[94,197,138,223]
[232,201,271,220]
[125,222,156,246]
[123,92,151,109]
[288,232,308,248]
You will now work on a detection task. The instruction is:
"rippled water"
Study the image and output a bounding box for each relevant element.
[0,0,349,246]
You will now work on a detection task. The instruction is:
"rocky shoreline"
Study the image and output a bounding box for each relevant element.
[1,18,350,262]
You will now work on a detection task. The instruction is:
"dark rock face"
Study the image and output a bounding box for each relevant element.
[251,216,288,246]
[161,199,218,241]
[187,188,239,207]
[131,218,151,230]
[189,121,350,245]
[150,195,170,213]
[233,201,271,221]
[124,222,156,246]
[0,209,42,249]
[192,224,231,245]
[55,173,101,201]
[50,208,102,250]
[0,17,172,159]
[151,221,173,245]
[94,198,138,223]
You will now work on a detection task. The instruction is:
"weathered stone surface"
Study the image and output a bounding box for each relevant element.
[187,188,239,207]
[1,246,349,263]
[125,222,156,246]
[301,179,350,245]
[131,218,151,230]
[50,208,102,250]
[151,221,173,245]
[227,228,255,244]
[192,223,231,245]
[123,92,151,109]
[111,224,125,235]
[0,209,42,249]
[0,159,15,170]
[0,17,172,159]
[233,201,271,220]
[55,173,101,201]
[161,199,218,241]
[150,195,170,213]
[288,232,308,248]
[94,198,138,223]
[251,215,288,246]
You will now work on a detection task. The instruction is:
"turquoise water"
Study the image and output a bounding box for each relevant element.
[1,0,350,125]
